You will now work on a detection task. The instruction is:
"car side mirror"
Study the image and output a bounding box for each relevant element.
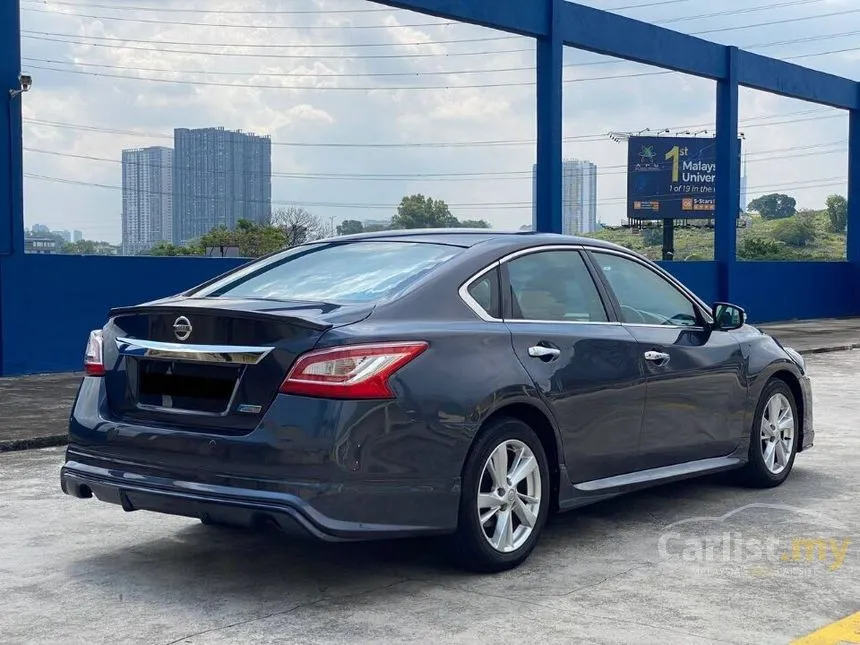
[712,302,746,331]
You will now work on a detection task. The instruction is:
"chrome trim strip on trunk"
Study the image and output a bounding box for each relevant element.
[115,337,274,365]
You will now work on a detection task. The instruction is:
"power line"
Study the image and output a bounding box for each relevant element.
[608,0,695,9]
[691,7,860,35]
[21,30,517,49]
[23,109,841,150]
[657,0,827,24]
[19,53,858,90]
[22,62,675,89]
[20,0,835,36]
[21,33,532,60]
[22,140,847,182]
[20,0,405,13]
[18,0,697,13]
[21,24,860,59]
[22,172,848,210]
[24,42,857,80]
[20,6,460,29]
[20,37,860,88]
[19,57,542,79]
[22,173,532,209]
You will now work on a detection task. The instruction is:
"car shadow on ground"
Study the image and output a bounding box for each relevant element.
[63,465,835,597]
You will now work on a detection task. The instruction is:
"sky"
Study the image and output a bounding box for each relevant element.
[17,0,859,244]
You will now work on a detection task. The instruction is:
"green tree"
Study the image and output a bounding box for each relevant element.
[458,219,491,229]
[737,237,785,260]
[825,194,848,233]
[773,213,817,248]
[146,241,202,256]
[747,193,797,220]
[198,219,288,258]
[642,227,662,247]
[63,239,97,255]
[337,219,364,236]
[391,194,458,229]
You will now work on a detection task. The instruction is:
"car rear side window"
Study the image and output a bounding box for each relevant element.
[505,250,608,323]
[196,241,462,303]
[466,267,501,319]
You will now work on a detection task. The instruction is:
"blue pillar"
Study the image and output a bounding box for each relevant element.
[534,0,562,234]
[714,46,739,302]
[1,0,23,257]
[1,0,24,374]
[848,108,860,265]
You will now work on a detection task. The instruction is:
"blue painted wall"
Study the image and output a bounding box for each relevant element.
[658,262,719,308]
[0,255,245,375]
[728,261,860,323]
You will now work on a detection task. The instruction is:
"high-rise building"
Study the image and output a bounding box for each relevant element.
[56,229,72,243]
[172,127,272,245]
[531,159,598,235]
[122,146,174,255]
[72,230,83,243]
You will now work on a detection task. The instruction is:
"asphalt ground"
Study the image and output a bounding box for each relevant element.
[0,351,857,644]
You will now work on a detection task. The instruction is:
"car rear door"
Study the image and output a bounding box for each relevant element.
[497,247,646,484]
[584,249,747,470]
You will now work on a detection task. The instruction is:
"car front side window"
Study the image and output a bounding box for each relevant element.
[590,251,700,327]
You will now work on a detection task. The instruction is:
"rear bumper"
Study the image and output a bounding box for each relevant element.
[62,376,467,540]
[61,457,457,541]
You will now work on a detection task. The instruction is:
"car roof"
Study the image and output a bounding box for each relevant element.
[320,228,632,253]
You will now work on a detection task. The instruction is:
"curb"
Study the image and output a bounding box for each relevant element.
[0,435,68,453]
[1,345,858,454]
[798,344,860,356]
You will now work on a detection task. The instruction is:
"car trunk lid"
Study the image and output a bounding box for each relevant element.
[101,296,372,434]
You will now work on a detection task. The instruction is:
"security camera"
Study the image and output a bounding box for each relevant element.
[10,73,32,98]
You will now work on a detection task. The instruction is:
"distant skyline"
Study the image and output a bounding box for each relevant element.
[122,146,173,255]
[531,159,598,235]
[173,127,272,245]
[19,0,858,244]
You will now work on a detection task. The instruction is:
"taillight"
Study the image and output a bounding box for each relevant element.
[280,341,428,399]
[84,329,105,376]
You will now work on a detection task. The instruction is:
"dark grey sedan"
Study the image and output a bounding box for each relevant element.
[61,230,813,572]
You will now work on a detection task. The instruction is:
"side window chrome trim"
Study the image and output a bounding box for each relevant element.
[459,244,622,325]
[459,243,711,327]
[458,261,502,322]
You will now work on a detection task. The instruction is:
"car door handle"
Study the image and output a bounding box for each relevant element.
[528,345,561,359]
[644,350,670,365]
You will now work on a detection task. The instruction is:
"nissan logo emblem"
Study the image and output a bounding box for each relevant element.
[173,316,192,341]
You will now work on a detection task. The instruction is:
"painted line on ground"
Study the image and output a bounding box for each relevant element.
[790,611,860,644]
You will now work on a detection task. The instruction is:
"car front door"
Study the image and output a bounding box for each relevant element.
[499,247,646,484]
[585,249,747,470]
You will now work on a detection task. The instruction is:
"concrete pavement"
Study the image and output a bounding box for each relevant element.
[0,351,857,644]
[1,317,858,452]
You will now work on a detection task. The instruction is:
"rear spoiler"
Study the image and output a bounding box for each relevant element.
[107,304,335,332]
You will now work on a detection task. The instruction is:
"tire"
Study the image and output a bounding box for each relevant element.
[448,416,551,573]
[737,378,800,488]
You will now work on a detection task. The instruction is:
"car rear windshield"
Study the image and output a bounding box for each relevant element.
[193,240,463,303]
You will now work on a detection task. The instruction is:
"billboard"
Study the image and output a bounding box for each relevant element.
[627,136,739,220]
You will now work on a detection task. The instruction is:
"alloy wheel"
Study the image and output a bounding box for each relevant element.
[760,392,795,475]
[477,439,542,553]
